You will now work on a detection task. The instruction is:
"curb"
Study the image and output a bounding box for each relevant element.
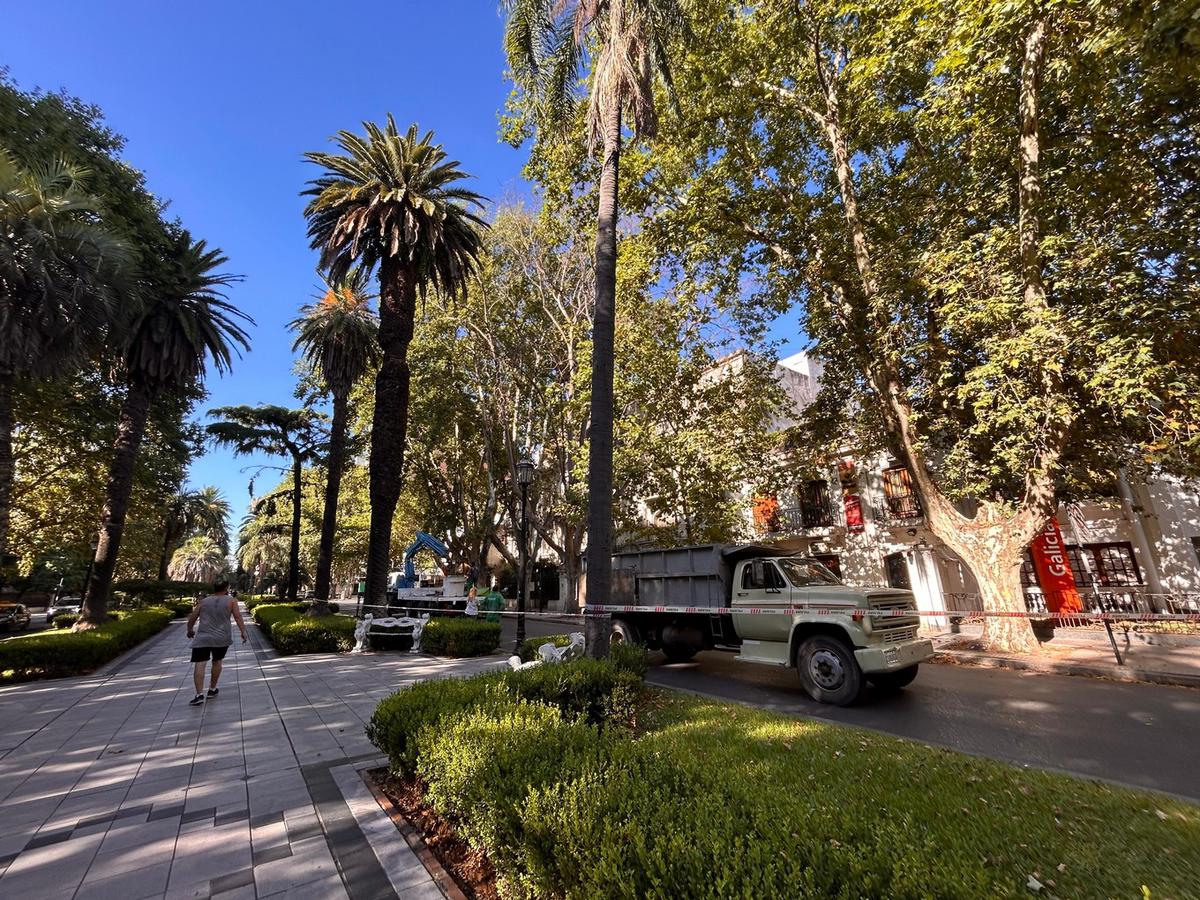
[932,649,1200,689]
[361,768,466,900]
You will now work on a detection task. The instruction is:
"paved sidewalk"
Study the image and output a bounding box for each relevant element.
[0,616,501,900]
[931,625,1200,688]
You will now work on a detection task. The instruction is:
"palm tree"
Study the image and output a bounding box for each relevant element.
[0,151,126,564]
[290,267,379,615]
[78,235,250,628]
[207,405,323,603]
[168,535,227,583]
[503,0,688,656]
[303,118,486,609]
[158,486,232,580]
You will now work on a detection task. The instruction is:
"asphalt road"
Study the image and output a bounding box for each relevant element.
[499,616,1200,801]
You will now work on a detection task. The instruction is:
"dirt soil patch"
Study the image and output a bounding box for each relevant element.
[369,767,499,900]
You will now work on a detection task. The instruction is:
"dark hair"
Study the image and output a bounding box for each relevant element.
[213,579,231,594]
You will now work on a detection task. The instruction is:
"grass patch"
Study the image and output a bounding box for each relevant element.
[377,684,1200,898]
[0,607,173,683]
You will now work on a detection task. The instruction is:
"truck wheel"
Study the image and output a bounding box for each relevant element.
[661,642,698,663]
[869,665,919,693]
[796,635,865,706]
[610,618,640,646]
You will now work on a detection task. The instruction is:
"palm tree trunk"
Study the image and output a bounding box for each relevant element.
[157,524,174,582]
[288,455,303,603]
[364,258,417,607]
[311,392,349,615]
[78,377,155,628]
[585,103,622,660]
[0,368,14,568]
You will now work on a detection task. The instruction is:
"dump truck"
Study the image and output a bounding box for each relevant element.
[604,544,934,705]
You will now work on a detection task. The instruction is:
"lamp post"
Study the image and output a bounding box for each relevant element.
[82,535,99,601]
[515,455,535,652]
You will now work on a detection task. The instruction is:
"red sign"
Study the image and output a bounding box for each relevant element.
[1029,517,1084,613]
[843,495,865,533]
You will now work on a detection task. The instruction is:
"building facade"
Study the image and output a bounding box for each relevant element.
[755,353,1200,627]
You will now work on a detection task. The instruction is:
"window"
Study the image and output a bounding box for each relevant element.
[881,467,922,520]
[884,552,911,589]
[778,558,842,587]
[800,480,834,528]
[813,553,842,579]
[742,561,786,591]
[1087,542,1142,587]
[1020,550,1040,588]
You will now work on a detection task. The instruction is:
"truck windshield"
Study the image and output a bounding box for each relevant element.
[778,558,843,587]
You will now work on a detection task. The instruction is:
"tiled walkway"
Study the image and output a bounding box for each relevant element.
[0,615,500,899]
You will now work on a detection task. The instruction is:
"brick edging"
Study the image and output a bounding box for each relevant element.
[360,768,467,900]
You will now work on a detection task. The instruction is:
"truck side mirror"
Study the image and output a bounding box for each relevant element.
[750,559,765,587]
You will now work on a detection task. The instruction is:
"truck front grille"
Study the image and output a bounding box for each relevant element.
[881,626,918,644]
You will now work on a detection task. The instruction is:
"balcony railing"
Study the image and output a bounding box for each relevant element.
[766,498,843,534]
[874,492,924,525]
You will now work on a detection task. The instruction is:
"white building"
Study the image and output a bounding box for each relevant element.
[754,353,1200,626]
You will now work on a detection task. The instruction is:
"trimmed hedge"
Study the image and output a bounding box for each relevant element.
[0,607,173,683]
[367,659,642,773]
[244,596,341,615]
[421,617,501,657]
[251,603,355,655]
[417,702,607,873]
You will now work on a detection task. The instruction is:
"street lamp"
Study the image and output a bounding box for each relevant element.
[82,534,99,602]
[515,455,535,652]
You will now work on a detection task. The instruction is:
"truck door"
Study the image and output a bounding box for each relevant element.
[731,559,793,642]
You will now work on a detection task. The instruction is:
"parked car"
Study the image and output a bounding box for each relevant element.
[46,597,82,625]
[0,603,32,632]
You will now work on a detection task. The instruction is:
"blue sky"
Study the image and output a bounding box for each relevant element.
[3,0,804,549]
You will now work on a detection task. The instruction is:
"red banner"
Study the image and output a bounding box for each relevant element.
[1029,517,1084,613]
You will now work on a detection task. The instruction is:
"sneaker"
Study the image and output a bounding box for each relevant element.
[206,688,219,698]
[189,694,205,706]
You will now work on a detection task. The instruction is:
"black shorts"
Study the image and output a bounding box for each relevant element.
[190,645,229,663]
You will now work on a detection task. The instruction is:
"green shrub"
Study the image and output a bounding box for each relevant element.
[517,633,573,662]
[53,613,80,629]
[251,603,300,631]
[271,615,356,655]
[422,618,501,657]
[112,579,206,605]
[243,594,281,612]
[367,672,499,771]
[367,658,643,773]
[417,701,606,872]
[0,608,172,683]
[610,640,649,678]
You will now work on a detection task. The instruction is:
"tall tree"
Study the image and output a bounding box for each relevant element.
[303,118,486,610]
[290,267,379,615]
[207,405,323,603]
[168,535,227,583]
[645,0,1200,651]
[503,0,689,656]
[80,236,249,626]
[0,151,126,566]
[158,485,231,580]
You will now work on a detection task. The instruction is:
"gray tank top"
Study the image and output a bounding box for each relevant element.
[193,594,233,648]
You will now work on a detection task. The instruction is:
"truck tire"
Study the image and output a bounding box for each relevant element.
[868,664,919,693]
[796,635,866,706]
[610,618,640,646]
[661,642,698,663]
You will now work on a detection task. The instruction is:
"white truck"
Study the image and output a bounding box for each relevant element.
[604,544,934,705]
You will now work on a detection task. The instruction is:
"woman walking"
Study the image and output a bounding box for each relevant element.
[185,579,248,707]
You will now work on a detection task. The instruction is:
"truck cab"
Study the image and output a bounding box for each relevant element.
[608,544,934,705]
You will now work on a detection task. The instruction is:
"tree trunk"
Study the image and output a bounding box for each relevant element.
[157,523,174,582]
[310,391,348,615]
[287,455,302,603]
[78,377,155,628]
[364,257,417,607]
[0,369,14,568]
[584,102,621,660]
[811,35,1045,652]
[959,537,1040,653]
